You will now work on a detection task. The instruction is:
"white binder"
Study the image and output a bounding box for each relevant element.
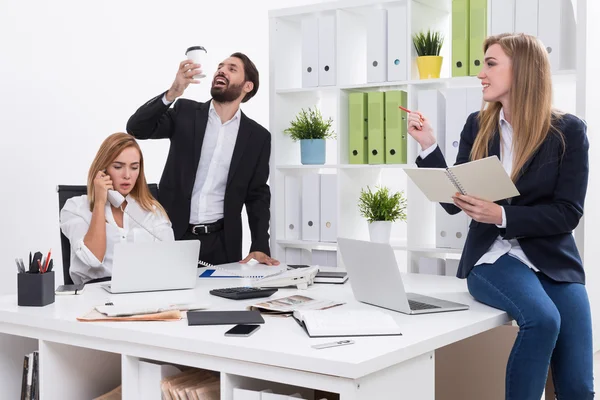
[301,16,319,87]
[418,256,445,275]
[367,8,388,83]
[386,5,407,82]
[445,87,481,166]
[301,173,321,241]
[318,14,336,86]
[284,175,302,240]
[233,388,261,400]
[538,0,561,72]
[515,0,538,36]
[435,204,469,249]
[466,86,483,115]
[490,0,514,35]
[417,89,446,156]
[445,258,460,277]
[319,174,337,242]
[445,88,467,166]
[285,248,311,265]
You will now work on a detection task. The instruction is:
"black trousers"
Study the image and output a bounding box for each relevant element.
[181,229,229,266]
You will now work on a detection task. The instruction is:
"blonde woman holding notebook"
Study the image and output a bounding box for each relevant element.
[407,34,592,400]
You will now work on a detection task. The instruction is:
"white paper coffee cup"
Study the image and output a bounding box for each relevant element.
[185,46,207,79]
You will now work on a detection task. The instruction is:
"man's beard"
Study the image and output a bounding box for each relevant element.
[211,81,244,103]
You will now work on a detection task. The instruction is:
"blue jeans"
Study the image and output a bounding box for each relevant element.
[467,254,594,400]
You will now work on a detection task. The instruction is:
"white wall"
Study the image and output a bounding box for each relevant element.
[0,0,324,293]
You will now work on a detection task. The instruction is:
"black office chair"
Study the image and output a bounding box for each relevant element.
[57,184,159,285]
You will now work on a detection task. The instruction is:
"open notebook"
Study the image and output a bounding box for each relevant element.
[292,309,402,338]
[404,155,520,203]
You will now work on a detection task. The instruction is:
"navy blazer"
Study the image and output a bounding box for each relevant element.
[416,112,589,284]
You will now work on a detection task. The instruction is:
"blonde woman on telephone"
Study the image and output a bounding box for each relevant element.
[407,34,592,399]
[60,133,174,285]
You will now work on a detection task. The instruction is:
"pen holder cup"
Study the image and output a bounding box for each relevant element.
[18,271,55,307]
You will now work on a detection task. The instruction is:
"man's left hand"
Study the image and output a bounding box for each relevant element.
[452,193,503,225]
[240,251,280,266]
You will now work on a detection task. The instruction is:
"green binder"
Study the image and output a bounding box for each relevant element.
[469,0,487,76]
[348,92,368,164]
[384,90,407,164]
[367,92,385,164]
[452,0,470,77]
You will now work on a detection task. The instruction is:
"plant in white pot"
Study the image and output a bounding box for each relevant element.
[284,107,335,165]
[358,186,407,243]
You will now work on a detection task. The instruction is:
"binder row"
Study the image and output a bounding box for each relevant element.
[488,0,576,72]
[285,174,337,242]
[301,5,408,87]
[348,90,408,165]
[453,0,575,77]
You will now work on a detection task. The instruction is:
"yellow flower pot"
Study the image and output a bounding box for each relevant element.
[416,56,443,79]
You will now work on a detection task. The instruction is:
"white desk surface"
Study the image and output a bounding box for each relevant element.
[0,273,509,379]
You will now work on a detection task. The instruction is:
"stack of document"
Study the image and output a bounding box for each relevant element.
[93,385,121,400]
[160,368,220,399]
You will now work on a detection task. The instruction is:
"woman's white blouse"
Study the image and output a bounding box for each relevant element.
[60,194,174,284]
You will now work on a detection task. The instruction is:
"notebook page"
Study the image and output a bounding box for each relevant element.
[404,167,459,203]
[449,156,520,202]
[299,310,402,336]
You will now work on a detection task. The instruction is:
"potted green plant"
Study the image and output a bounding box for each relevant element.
[413,30,444,79]
[284,107,335,165]
[358,186,407,243]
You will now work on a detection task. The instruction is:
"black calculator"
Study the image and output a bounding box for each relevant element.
[209,287,279,300]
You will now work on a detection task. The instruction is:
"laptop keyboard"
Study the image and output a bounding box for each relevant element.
[409,299,441,310]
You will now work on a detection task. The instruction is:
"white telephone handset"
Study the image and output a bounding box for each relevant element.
[251,266,319,290]
[107,190,125,209]
[106,189,163,241]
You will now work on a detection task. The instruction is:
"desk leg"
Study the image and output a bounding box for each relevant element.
[122,355,140,400]
[339,352,435,400]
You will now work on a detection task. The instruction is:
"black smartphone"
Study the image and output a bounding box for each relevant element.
[224,324,261,337]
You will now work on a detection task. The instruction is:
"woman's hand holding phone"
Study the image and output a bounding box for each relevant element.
[94,171,114,206]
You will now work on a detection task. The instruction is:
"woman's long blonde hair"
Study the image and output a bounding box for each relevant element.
[471,33,564,181]
[87,132,168,218]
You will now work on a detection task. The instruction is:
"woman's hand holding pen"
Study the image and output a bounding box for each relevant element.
[94,171,114,206]
[452,193,503,225]
[407,111,437,151]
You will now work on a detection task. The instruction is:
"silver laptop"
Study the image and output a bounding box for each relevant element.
[102,240,200,294]
[337,238,469,314]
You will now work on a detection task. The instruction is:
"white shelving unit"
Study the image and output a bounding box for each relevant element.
[268,0,578,275]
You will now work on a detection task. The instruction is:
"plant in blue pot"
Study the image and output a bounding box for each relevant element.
[284,107,335,165]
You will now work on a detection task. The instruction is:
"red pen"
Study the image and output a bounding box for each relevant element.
[398,105,424,122]
[44,249,52,273]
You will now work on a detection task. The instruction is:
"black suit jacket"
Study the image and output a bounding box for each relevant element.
[126,92,272,261]
[417,112,589,284]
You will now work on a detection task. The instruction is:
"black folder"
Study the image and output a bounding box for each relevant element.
[187,310,265,326]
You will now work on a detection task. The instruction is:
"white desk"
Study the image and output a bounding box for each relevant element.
[0,273,509,399]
